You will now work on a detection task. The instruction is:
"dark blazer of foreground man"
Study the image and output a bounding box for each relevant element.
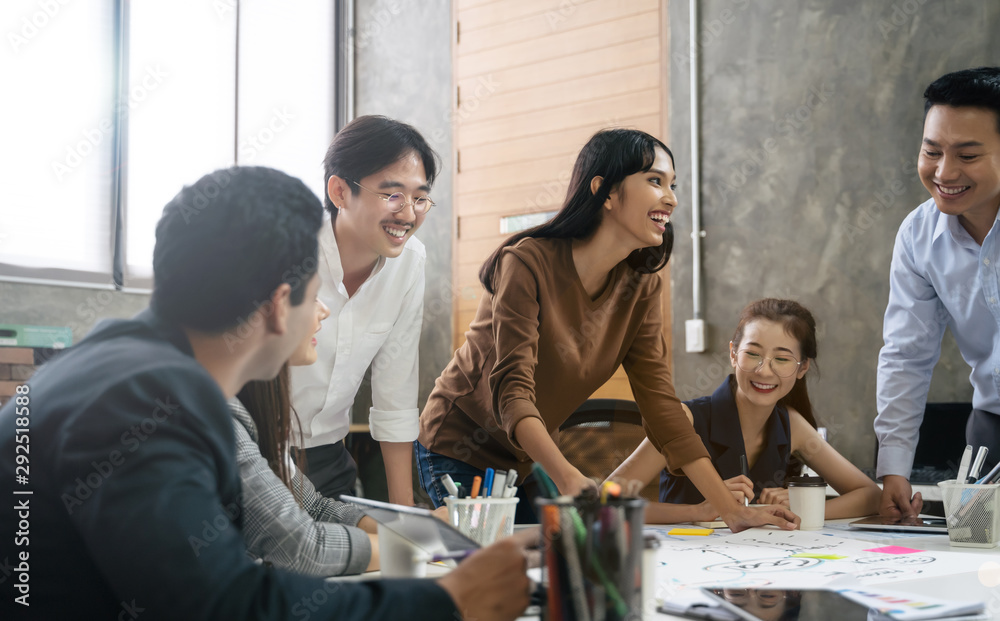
[0,167,530,621]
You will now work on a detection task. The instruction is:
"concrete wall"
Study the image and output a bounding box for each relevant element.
[668,0,1000,467]
[351,0,454,416]
[0,282,149,346]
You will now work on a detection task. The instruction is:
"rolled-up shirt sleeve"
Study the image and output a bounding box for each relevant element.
[623,276,709,475]
[369,266,424,442]
[875,222,947,479]
[489,251,545,448]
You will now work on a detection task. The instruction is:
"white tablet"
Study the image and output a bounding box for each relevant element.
[847,515,949,534]
[341,495,480,556]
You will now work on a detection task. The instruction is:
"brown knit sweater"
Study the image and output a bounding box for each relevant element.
[418,237,709,481]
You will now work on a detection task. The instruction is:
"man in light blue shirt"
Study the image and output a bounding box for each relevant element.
[876,67,1000,517]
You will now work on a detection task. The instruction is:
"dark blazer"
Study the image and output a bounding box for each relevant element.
[0,309,455,620]
[659,376,793,504]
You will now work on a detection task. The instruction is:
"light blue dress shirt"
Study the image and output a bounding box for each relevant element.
[876,198,1000,479]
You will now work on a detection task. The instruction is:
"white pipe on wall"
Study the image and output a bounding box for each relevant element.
[685,0,706,352]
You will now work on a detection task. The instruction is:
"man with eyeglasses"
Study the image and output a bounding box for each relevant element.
[290,115,437,506]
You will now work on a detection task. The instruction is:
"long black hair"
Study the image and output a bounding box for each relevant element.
[479,128,675,295]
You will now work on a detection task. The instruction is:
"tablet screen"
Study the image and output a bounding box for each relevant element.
[701,588,889,621]
[848,515,949,534]
[341,495,480,556]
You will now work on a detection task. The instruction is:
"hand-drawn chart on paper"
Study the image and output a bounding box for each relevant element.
[651,529,979,601]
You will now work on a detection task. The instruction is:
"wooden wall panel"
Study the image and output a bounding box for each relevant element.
[455,38,659,96]
[453,0,670,402]
[459,1,656,55]
[460,114,659,171]
[457,89,661,149]
[461,63,661,123]
[456,12,658,79]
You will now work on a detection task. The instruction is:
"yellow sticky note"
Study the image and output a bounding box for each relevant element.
[668,528,714,536]
[791,553,847,560]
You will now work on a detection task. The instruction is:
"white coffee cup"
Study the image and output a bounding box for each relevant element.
[787,476,826,530]
[377,524,427,578]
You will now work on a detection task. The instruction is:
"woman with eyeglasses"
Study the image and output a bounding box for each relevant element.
[609,298,881,523]
[416,128,800,531]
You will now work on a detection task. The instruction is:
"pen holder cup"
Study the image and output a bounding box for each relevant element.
[536,496,647,621]
[938,480,1000,548]
[444,496,519,546]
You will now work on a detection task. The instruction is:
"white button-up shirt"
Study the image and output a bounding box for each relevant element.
[875,198,1000,479]
[291,215,425,448]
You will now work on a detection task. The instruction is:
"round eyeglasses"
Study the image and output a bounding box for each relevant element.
[351,180,434,215]
[735,349,803,378]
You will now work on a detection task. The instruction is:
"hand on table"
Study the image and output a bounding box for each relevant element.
[758,487,789,507]
[437,527,537,621]
[692,476,756,522]
[556,468,599,498]
[720,504,800,533]
[880,474,922,518]
[725,475,755,504]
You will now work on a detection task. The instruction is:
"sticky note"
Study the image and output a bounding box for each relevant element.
[863,545,923,554]
[791,553,848,560]
[668,528,714,536]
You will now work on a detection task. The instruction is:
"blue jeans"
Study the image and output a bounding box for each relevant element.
[413,441,539,523]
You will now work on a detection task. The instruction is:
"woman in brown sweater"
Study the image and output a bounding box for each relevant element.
[416,129,798,531]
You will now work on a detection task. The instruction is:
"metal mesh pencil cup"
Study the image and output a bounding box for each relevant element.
[444,496,519,546]
[938,480,1000,548]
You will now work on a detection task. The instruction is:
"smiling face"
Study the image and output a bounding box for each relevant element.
[330,150,430,261]
[267,271,323,377]
[730,319,809,411]
[919,105,1000,239]
[602,147,677,251]
[288,292,330,367]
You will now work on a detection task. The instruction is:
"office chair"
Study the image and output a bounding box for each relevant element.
[557,399,659,501]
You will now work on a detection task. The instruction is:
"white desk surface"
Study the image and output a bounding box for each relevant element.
[333,519,997,620]
[653,518,997,620]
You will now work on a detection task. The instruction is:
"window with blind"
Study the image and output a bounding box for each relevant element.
[0,0,341,290]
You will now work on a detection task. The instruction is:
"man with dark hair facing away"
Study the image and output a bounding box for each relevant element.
[0,166,532,620]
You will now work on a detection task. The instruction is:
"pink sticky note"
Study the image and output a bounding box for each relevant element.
[863,545,923,554]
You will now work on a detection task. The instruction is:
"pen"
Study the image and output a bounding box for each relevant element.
[955,445,974,484]
[503,469,518,498]
[532,463,560,499]
[740,454,750,507]
[969,446,989,481]
[469,476,482,499]
[440,474,460,498]
[483,468,495,498]
[491,469,508,498]
[978,459,1000,485]
[430,549,477,563]
[601,480,621,503]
